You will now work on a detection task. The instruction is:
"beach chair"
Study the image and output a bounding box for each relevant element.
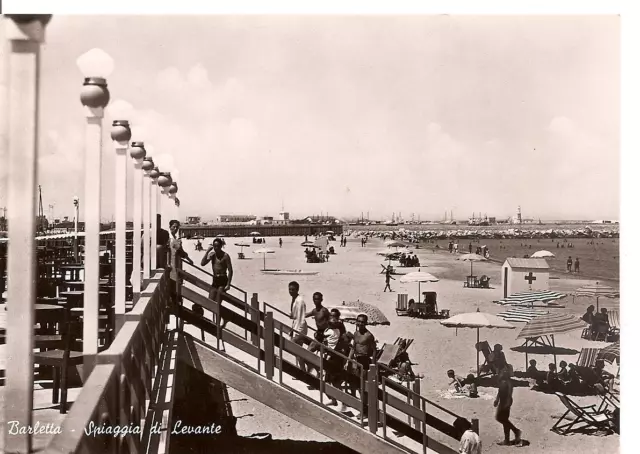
[479,275,491,289]
[550,392,615,435]
[395,293,410,316]
[475,340,495,376]
[576,348,600,368]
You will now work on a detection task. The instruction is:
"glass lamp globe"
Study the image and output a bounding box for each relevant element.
[76,48,115,79]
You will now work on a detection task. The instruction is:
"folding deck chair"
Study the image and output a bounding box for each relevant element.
[551,392,616,435]
[395,293,410,316]
[576,348,601,368]
[475,340,495,377]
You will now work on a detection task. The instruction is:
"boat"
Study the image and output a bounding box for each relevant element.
[261,269,319,276]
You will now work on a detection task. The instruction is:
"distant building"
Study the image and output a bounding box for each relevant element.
[501,258,550,298]
[217,214,257,223]
[303,215,339,224]
[186,216,201,225]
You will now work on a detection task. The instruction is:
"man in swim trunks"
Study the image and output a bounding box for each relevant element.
[201,238,234,328]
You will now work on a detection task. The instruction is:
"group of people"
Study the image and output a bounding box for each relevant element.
[566,256,580,273]
[582,305,612,340]
[305,247,329,263]
[339,236,348,247]
[527,358,615,395]
[288,281,377,412]
[398,252,420,267]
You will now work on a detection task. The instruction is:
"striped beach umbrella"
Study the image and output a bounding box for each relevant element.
[496,307,549,323]
[327,300,390,326]
[494,290,566,307]
[516,313,587,339]
[574,282,619,311]
[597,341,620,365]
[399,271,439,301]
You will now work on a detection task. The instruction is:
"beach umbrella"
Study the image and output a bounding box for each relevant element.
[301,241,316,247]
[234,242,251,253]
[325,230,335,235]
[385,240,410,251]
[496,307,549,323]
[457,253,486,276]
[597,341,620,365]
[441,309,516,376]
[399,270,439,301]
[494,290,567,307]
[327,300,390,326]
[516,313,587,367]
[249,231,261,236]
[531,250,555,258]
[574,282,619,311]
[253,247,275,270]
[215,234,225,238]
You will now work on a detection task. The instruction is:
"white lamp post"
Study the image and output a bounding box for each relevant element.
[3,14,51,454]
[73,196,79,262]
[129,141,146,296]
[149,166,160,271]
[168,182,178,223]
[110,120,131,332]
[77,47,113,379]
[141,157,154,280]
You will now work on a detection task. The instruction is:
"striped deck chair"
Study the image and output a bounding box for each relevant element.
[576,348,601,367]
[395,293,410,316]
[607,309,620,335]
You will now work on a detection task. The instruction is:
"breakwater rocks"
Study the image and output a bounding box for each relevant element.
[347,225,618,241]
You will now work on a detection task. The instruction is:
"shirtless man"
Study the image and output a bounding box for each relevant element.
[306,292,331,342]
[201,238,234,328]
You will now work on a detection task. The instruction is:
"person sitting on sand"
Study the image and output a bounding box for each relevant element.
[545,363,561,390]
[447,369,465,393]
[464,374,479,398]
[526,359,544,385]
[592,359,616,393]
[558,361,570,385]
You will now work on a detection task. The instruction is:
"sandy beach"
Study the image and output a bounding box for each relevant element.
[180,234,620,454]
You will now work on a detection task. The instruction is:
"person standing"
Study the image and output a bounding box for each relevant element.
[306,291,331,344]
[566,256,573,273]
[288,281,309,372]
[457,418,482,454]
[494,369,522,446]
[348,314,376,412]
[201,238,234,328]
[574,257,580,273]
[279,237,283,248]
[383,267,395,292]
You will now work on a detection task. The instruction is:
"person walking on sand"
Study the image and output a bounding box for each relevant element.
[279,237,283,248]
[384,267,395,292]
[494,369,522,446]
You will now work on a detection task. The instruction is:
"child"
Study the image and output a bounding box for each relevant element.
[447,369,465,393]
[464,374,479,398]
[558,361,570,385]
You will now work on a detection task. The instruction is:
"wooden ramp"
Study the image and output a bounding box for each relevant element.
[177,332,412,454]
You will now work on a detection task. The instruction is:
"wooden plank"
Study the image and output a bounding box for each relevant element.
[368,364,378,433]
[264,312,275,380]
[385,392,426,423]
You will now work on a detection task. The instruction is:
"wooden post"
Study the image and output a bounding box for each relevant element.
[367,364,378,433]
[472,418,479,434]
[251,293,259,346]
[264,312,274,380]
[150,179,158,271]
[3,16,49,453]
[412,378,421,430]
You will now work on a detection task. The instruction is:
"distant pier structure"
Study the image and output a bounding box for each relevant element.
[180,224,343,238]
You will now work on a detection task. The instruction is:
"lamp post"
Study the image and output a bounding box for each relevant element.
[77,47,113,379]
[111,120,131,332]
[141,157,154,280]
[73,196,79,262]
[3,14,51,454]
[129,142,146,296]
[168,182,178,223]
[149,166,160,271]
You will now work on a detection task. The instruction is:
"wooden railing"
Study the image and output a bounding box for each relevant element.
[44,270,170,454]
[175,266,473,454]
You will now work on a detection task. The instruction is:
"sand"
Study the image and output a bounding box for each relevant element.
[180,235,620,454]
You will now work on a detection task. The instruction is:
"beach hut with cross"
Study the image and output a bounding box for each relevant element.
[501,258,550,298]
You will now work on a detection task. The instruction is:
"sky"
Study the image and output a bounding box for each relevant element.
[0,15,620,222]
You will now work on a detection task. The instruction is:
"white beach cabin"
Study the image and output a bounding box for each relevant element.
[501,258,550,298]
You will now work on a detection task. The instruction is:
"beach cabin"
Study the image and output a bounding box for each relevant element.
[501,258,550,298]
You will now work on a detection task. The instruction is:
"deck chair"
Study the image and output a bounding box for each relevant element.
[576,348,600,368]
[395,293,410,316]
[475,340,494,376]
[551,392,615,435]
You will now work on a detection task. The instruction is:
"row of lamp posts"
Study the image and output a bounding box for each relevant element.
[1,15,180,453]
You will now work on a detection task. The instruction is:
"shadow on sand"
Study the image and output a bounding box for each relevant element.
[177,435,358,454]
